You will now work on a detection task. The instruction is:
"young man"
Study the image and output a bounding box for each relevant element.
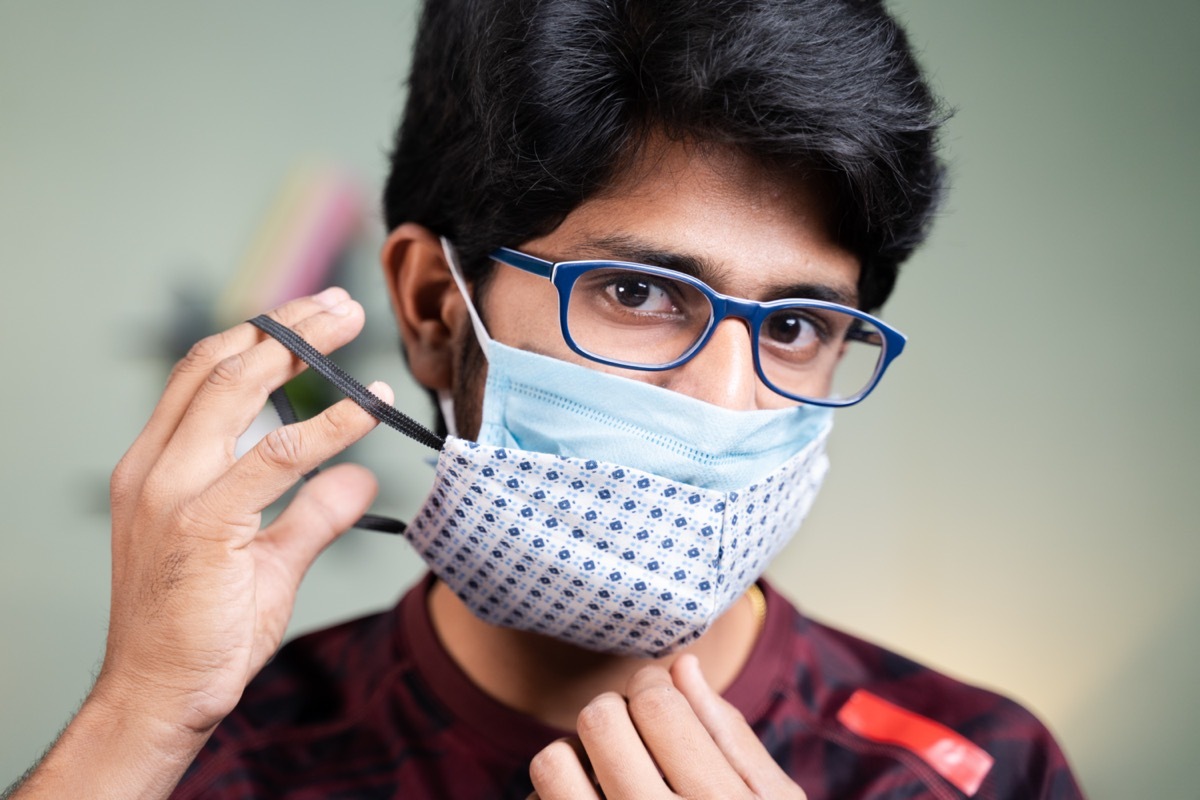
[8,1,1084,798]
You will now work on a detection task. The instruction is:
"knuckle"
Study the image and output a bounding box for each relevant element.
[317,401,362,442]
[109,454,137,501]
[268,296,316,324]
[528,741,576,788]
[207,352,249,389]
[176,334,225,375]
[576,692,626,737]
[626,662,674,693]
[626,682,678,724]
[259,425,305,469]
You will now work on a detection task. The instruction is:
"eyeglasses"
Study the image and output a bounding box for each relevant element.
[489,247,907,407]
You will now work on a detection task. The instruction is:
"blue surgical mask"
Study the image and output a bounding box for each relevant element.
[443,239,833,492]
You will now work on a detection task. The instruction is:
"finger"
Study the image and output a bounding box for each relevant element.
[671,654,804,798]
[192,382,392,539]
[257,462,379,582]
[575,691,670,799]
[132,288,350,465]
[162,298,365,486]
[624,665,748,799]
[112,289,351,524]
[528,738,603,800]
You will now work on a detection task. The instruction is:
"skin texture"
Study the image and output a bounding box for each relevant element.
[383,138,856,798]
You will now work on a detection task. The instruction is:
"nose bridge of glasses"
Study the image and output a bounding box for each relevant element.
[686,295,759,378]
[711,294,768,330]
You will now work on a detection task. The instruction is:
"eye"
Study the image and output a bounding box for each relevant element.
[763,310,819,347]
[605,274,678,313]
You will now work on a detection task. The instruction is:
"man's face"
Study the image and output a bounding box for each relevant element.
[462,138,860,422]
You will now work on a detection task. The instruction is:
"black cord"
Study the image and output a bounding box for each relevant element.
[250,314,445,451]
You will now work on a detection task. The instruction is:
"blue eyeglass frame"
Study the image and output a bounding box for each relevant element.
[489,247,907,407]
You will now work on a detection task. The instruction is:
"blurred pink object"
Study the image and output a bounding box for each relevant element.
[219,165,364,325]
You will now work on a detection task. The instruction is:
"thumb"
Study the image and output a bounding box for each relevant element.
[260,461,380,581]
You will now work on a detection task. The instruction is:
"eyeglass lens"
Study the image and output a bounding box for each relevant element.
[563,265,884,402]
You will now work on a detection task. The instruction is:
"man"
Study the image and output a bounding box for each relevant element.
[7,1,1084,798]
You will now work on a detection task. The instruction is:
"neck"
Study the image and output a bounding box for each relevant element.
[427,579,763,730]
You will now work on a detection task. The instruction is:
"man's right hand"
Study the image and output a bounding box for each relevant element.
[9,288,390,799]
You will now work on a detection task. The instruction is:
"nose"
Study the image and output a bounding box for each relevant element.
[659,318,763,410]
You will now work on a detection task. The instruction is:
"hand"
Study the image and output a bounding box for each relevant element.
[6,289,390,799]
[528,654,807,799]
[95,288,389,736]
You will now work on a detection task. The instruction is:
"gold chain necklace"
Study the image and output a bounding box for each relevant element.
[746,582,767,631]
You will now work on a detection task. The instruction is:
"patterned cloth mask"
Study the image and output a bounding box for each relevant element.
[406,429,829,656]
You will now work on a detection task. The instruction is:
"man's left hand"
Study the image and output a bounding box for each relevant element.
[528,654,808,799]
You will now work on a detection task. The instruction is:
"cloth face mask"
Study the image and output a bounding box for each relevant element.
[405,427,829,657]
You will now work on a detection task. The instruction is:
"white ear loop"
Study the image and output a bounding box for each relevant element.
[438,237,498,441]
[436,389,458,439]
[440,237,493,358]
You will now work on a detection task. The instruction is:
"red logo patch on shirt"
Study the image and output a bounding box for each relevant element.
[836,689,994,796]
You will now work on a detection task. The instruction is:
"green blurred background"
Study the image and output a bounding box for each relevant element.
[1,2,1197,796]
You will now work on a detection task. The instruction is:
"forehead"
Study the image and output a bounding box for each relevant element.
[523,137,861,304]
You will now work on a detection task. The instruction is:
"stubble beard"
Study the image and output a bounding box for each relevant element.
[451,318,488,441]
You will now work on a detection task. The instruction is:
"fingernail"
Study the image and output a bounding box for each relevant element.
[314,287,348,308]
[367,380,394,404]
[327,300,352,317]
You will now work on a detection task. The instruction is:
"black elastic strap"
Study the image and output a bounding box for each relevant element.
[352,513,406,534]
[251,314,445,535]
[250,314,444,451]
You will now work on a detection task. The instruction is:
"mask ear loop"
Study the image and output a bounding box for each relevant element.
[437,237,498,442]
[440,236,494,358]
[436,389,458,439]
[436,238,486,439]
[249,313,446,534]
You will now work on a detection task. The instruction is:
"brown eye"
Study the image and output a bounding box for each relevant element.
[611,277,652,307]
[764,310,818,347]
[603,274,677,313]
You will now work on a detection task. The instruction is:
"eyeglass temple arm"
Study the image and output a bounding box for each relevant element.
[490,247,554,278]
[847,326,883,346]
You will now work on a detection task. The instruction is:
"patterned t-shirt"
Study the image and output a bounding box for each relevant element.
[171,575,1084,799]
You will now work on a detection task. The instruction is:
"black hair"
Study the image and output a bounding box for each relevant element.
[384,0,945,313]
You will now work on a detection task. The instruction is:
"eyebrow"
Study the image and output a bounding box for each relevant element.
[576,233,859,307]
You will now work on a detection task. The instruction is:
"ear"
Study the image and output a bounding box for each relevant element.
[381,223,469,391]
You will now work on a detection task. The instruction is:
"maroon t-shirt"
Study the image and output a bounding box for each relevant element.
[172,575,1084,799]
